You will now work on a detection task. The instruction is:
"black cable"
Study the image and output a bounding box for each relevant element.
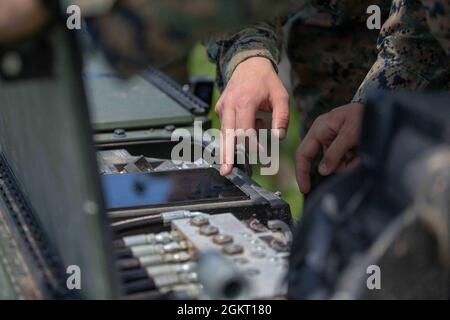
[111,214,163,233]
[123,278,157,295]
[115,248,133,259]
[116,258,141,270]
[120,269,149,283]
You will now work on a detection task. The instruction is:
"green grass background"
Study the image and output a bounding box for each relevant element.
[188,44,303,219]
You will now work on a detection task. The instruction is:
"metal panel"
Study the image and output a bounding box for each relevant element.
[84,57,194,131]
[0,28,117,299]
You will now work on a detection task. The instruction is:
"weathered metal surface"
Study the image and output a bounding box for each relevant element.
[0,27,118,299]
[0,205,34,300]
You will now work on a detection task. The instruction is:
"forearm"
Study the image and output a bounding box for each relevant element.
[206,20,285,91]
[208,0,392,91]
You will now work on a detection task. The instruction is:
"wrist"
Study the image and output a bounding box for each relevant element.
[224,49,277,84]
[234,56,275,73]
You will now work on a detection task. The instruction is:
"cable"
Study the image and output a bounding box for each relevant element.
[120,269,149,283]
[123,278,157,295]
[111,214,163,233]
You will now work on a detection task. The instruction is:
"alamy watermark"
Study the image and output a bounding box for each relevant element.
[64,4,384,31]
[66,5,81,30]
[366,265,381,290]
[171,122,280,176]
[66,265,81,290]
[367,5,382,30]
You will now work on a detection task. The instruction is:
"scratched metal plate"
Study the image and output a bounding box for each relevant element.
[172,213,288,299]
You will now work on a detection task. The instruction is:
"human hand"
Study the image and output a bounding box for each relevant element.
[215,57,289,176]
[296,103,364,193]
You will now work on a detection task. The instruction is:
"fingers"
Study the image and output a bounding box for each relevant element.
[295,114,339,193]
[319,110,361,175]
[270,92,289,139]
[296,147,313,194]
[319,131,353,175]
[295,130,323,194]
[235,99,257,131]
[336,154,360,172]
[220,106,236,176]
[214,57,291,177]
[296,103,364,193]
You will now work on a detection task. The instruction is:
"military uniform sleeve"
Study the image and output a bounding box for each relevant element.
[205,19,285,91]
[207,0,390,91]
[353,0,450,103]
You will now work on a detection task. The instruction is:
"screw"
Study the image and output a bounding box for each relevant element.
[199,225,219,236]
[114,128,126,138]
[213,234,233,245]
[190,215,209,227]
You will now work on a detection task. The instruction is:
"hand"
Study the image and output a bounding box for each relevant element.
[0,0,49,43]
[215,57,290,176]
[296,103,364,193]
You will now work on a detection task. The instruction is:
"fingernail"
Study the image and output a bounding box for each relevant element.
[220,164,231,176]
[319,163,328,175]
[274,128,286,140]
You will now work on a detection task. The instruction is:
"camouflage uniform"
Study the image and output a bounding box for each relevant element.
[84,0,302,77]
[353,0,450,102]
[207,0,391,132]
[207,0,391,190]
[207,0,449,191]
[207,0,450,130]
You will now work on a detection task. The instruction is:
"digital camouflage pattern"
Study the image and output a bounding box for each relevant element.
[207,0,450,130]
[85,0,302,77]
[207,0,449,192]
[353,0,450,102]
[207,0,392,133]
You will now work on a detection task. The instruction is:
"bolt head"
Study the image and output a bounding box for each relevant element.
[222,244,244,255]
[199,225,219,236]
[114,128,126,137]
[190,215,209,227]
[213,234,233,245]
